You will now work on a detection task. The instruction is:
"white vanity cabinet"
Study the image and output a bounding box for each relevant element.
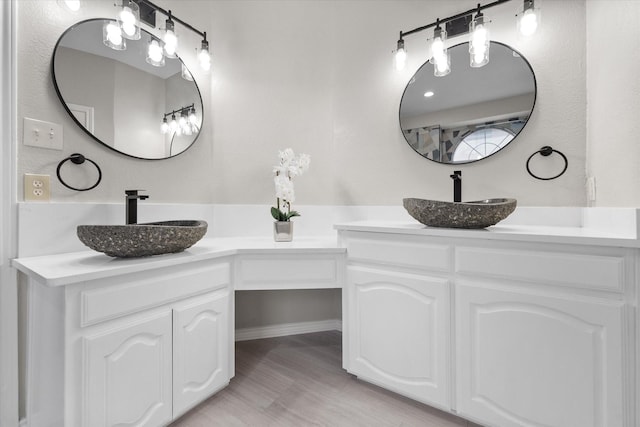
[342,232,453,410]
[338,228,636,427]
[23,258,232,427]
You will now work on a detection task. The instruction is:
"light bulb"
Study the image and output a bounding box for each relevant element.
[394,38,406,71]
[160,118,169,134]
[103,21,125,50]
[118,1,140,40]
[170,115,178,131]
[518,8,539,36]
[434,54,450,77]
[431,37,444,59]
[146,39,165,67]
[163,18,178,58]
[199,39,211,71]
[469,14,490,68]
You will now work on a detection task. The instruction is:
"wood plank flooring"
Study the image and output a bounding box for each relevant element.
[170,331,482,427]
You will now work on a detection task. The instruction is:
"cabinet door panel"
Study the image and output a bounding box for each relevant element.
[83,311,173,427]
[173,289,230,417]
[456,281,625,427]
[347,266,450,409]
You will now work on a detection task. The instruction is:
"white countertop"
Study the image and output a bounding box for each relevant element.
[12,236,344,287]
[334,221,640,248]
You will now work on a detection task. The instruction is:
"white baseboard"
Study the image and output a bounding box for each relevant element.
[235,319,342,342]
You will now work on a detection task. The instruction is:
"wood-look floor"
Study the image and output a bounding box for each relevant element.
[170,331,482,427]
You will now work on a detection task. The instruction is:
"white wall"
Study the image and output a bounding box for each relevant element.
[17,0,588,206]
[17,0,214,203]
[586,0,640,207]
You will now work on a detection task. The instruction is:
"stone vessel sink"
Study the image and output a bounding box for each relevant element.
[77,220,208,258]
[403,198,517,229]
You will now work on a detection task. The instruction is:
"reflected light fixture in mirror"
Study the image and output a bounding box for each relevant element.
[118,0,141,40]
[393,0,539,75]
[517,0,540,37]
[163,12,178,58]
[103,21,125,50]
[146,38,165,67]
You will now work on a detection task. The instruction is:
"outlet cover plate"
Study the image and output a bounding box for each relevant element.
[23,117,63,150]
[24,174,51,202]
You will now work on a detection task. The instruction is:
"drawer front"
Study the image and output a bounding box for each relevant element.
[80,261,230,327]
[235,254,342,290]
[456,246,626,292]
[345,233,452,272]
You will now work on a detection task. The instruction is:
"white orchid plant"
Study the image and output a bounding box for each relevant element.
[271,148,310,222]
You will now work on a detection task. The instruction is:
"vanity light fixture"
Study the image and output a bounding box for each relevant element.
[517,0,539,37]
[163,11,178,58]
[146,38,165,67]
[162,105,198,135]
[104,0,212,71]
[118,0,141,41]
[394,35,407,71]
[429,20,451,77]
[393,0,535,75]
[103,21,126,50]
[160,117,169,134]
[469,4,490,67]
[198,35,211,71]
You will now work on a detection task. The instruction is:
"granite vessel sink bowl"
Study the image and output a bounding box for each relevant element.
[403,198,517,229]
[77,220,208,257]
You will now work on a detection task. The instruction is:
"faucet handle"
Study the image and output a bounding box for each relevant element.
[125,189,147,196]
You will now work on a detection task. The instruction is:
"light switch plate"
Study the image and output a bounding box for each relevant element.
[23,117,63,150]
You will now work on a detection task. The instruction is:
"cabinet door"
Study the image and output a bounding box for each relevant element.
[83,311,173,427]
[173,289,230,417]
[456,281,626,427]
[346,266,450,409]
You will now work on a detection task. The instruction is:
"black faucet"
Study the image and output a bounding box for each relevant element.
[450,171,462,202]
[125,190,149,224]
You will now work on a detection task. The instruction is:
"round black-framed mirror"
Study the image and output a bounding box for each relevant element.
[52,18,204,160]
[399,41,536,164]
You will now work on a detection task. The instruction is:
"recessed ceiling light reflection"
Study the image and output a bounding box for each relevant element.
[424,91,435,98]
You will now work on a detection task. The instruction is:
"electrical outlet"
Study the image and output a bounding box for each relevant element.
[24,174,50,202]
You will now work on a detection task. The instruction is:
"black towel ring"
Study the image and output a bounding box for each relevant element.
[56,153,102,191]
[526,146,568,181]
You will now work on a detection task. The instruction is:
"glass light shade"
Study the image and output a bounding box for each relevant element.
[394,47,407,71]
[433,53,450,77]
[198,40,211,71]
[518,7,540,37]
[169,115,178,131]
[160,118,169,134]
[146,39,165,67]
[118,1,140,40]
[188,109,197,124]
[163,20,178,58]
[470,17,490,67]
[181,63,194,81]
[103,21,126,50]
[58,0,81,12]
[178,114,187,128]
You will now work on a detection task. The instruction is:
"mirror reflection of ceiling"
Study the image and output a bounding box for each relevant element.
[58,19,181,79]
[399,41,536,165]
[400,43,534,117]
[52,19,203,160]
